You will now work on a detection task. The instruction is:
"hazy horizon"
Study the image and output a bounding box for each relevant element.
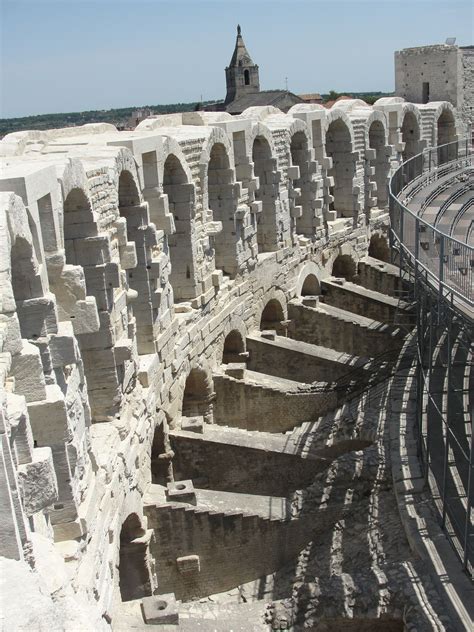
[1,0,472,119]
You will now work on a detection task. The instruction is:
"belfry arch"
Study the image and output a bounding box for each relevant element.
[325,118,355,217]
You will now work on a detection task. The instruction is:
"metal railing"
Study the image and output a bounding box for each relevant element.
[389,139,473,576]
[389,138,473,309]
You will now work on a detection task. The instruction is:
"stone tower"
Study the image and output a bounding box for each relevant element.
[225,25,260,105]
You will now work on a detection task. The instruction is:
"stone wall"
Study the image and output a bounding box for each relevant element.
[0,98,458,625]
[169,428,329,496]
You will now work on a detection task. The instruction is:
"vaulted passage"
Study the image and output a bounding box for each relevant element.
[182,368,213,419]
[301,273,321,296]
[222,329,246,363]
[260,299,286,334]
[119,514,151,602]
[368,234,390,262]
[332,254,357,281]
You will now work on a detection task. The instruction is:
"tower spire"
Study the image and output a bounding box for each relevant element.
[225,25,260,105]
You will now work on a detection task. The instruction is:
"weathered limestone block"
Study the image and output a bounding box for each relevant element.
[52,264,87,321]
[16,294,58,339]
[48,322,79,368]
[5,392,34,465]
[176,554,200,575]
[17,447,58,516]
[141,594,179,625]
[119,241,138,269]
[27,384,68,446]
[71,297,100,335]
[10,341,47,403]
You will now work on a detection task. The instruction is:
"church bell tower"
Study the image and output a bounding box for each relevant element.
[225,25,260,105]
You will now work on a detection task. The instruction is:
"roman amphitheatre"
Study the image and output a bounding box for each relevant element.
[0,30,473,632]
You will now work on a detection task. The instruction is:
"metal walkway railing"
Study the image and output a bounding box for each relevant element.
[389,139,473,577]
[389,139,473,310]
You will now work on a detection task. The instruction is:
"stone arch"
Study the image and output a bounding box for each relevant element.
[162,152,196,300]
[181,367,214,419]
[241,105,283,121]
[222,330,246,364]
[252,133,279,252]
[4,194,46,342]
[301,274,321,296]
[259,291,287,335]
[367,115,390,209]
[205,140,238,277]
[400,106,421,161]
[63,187,98,267]
[434,104,458,164]
[215,316,248,367]
[293,262,322,298]
[332,253,357,281]
[118,169,141,207]
[325,112,356,217]
[368,233,390,263]
[289,126,314,236]
[119,513,151,602]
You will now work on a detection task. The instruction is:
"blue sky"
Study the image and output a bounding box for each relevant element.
[1,0,472,118]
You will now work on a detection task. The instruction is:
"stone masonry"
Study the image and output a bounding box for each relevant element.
[0,97,470,631]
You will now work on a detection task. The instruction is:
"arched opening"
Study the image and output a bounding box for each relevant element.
[10,235,43,303]
[260,299,285,335]
[437,109,457,164]
[182,369,213,419]
[37,193,58,256]
[301,273,320,296]
[368,120,389,209]
[325,119,355,218]
[253,136,279,252]
[332,254,357,281]
[118,170,140,207]
[368,234,390,263]
[401,111,420,161]
[244,69,250,85]
[222,330,246,364]
[117,170,156,355]
[208,143,237,276]
[290,131,313,236]
[63,188,97,267]
[151,422,169,485]
[163,155,196,300]
[119,513,151,602]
